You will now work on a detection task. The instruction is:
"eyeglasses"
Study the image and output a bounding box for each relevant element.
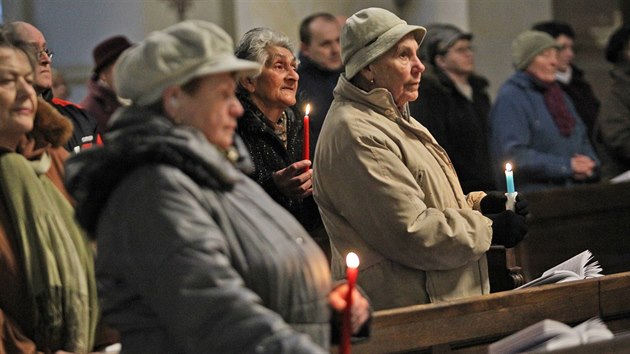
[39,47,54,59]
[450,45,475,55]
[31,44,54,60]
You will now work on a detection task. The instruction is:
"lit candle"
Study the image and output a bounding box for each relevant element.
[341,252,360,354]
[303,104,310,171]
[505,163,515,194]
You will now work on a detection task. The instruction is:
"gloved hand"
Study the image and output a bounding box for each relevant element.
[487,210,528,248]
[480,191,529,217]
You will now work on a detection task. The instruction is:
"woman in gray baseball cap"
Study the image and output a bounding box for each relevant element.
[65,20,368,353]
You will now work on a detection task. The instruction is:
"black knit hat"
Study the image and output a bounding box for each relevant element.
[93,35,132,74]
[605,26,630,64]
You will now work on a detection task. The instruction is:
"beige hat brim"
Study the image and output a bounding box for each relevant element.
[345,23,426,79]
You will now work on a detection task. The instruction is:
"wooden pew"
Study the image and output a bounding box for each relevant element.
[487,181,630,290]
[516,181,630,283]
[333,272,630,353]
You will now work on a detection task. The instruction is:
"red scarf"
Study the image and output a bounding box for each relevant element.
[542,82,576,136]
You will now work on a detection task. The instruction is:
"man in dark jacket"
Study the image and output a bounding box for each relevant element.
[11,21,99,152]
[297,13,343,160]
[409,23,496,193]
[532,21,600,143]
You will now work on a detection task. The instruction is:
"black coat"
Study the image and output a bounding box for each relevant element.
[296,54,343,161]
[560,64,600,143]
[43,89,99,152]
[236,93,322,231]
[409,67,496,193]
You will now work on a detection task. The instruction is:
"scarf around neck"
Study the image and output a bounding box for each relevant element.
[0,152,97,353]
[530,74,576,136]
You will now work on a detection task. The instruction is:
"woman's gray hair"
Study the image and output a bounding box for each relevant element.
[235,27,295,78]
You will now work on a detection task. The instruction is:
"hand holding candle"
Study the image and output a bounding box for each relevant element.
[303,104,310,171]
[341,252,359,354]
[505,163,517,211]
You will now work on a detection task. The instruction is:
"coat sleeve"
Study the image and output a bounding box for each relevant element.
[323,123,491,271]
[490,90,574,179]
[99,166,326,354]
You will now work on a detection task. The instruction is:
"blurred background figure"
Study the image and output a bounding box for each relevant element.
[80,35,132,136]
[532,20,600,143]
[490,30,599,192]
[65,20,369,353]
[297,12,343,162]
[595,26,630,179]
[11,21,99,152]
[409,23,496,193]
[235,27,330,259]
[51,68,70,100]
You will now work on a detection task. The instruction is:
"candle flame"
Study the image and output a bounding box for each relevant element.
[346,252,360,269]
[505,162,512,172]
[305,104,311,116]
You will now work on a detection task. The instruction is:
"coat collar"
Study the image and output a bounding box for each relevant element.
[334,74,412,122]
[334,74,439,145]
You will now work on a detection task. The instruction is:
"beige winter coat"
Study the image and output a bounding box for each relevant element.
[313,75,492,310]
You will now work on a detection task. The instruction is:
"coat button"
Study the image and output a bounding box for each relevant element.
[296,237,304,244]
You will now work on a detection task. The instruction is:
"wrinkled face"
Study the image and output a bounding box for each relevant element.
[250,46,299,110]
[302,17,342,71]
[555,34,574,73]
[177,73,244,149]
[13,22,52,92]
[0,48,37,146]
[436,38,475,76]
[369,34,425,109]
[527,47,558,83]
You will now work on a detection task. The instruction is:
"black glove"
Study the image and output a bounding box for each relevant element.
[488,210,528,248]
[480,191,529,217]
[514,193,529,217]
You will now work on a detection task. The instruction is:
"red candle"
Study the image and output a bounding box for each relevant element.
[341,252,359,354]
[303,104,310,171]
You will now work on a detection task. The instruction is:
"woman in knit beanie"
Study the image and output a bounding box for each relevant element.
[489,30,599,192]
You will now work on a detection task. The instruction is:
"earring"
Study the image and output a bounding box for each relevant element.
[370,79,374,84]
[169,97,179,109]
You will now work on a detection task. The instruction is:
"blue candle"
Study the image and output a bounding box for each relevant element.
[505,163,515,193]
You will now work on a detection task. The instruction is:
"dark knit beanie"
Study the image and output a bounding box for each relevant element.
[93,35,132,74]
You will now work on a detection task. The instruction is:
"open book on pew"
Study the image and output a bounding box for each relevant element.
[610,169,630,183]
[517,250,603,289]
[488,317,614,353]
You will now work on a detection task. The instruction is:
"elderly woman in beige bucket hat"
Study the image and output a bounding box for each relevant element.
[313,8,528,311]
[65,20,369,353]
